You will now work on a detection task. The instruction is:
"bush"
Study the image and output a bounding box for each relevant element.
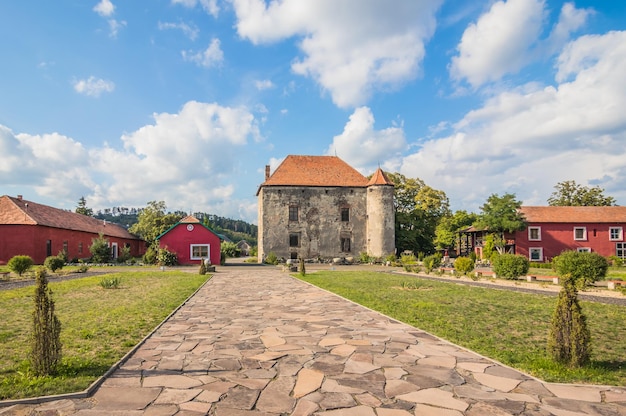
[99,276,122,289]
[359,252,372,264]
[44,256,65,273]
[143,245,158,264]
[491,254,529,279]
[454,257,475,275]
[89,233,111,263]
[422,254,439,273]
[7,255,34,277]
[264,252,278,265]
[221,242,240,258]
[299,257,306,276]
[199,258,207,275]
[607,255,623,267]
[400,253,417,265]
[30,267,62,376]
[157,247,178,266]
[553,251,608,289]
[117,245,132,263]
[57,249,69,263]
[530,262,553,269]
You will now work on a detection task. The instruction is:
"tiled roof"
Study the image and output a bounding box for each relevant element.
[0,195,141,240]
[180,215,201,223]
[520,206,626,223]
[367,168,394,186]
[261,155,369,188]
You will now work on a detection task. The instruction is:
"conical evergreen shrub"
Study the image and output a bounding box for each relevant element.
[30,267,62,376]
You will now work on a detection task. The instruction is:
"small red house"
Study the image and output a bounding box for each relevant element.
[0,195,145,264]
[514,206,626,262]
[157,215,221,265]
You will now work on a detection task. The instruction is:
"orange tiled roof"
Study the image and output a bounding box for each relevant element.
[520,206,626,223]
[367,168,394,186]
[180,215,201,223]
[261,155,369,188]
[0,195,141,240]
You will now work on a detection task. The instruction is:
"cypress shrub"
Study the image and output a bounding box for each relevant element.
[30,267,62,376]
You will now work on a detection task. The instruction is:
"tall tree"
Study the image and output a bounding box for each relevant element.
[386,173,450,255]
[75,196,93,216]
[434,210,478,251]
[128,201,183,246]
[475,193,526,254]
[548,180,616,206]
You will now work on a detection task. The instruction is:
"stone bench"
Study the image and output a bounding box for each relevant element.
[607,280,626,290]
[526,275,559,284]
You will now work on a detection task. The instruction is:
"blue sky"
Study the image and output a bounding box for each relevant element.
[1,0,625,224]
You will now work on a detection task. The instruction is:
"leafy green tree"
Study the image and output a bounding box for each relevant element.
[7,255,34,276]
[548,180,616,206]
[475,193,526,254]
[128,201,183,247]
[386,173,450,255]
[220,241,240,258]
[434,210,478,251]
[30,267,62,376]
[89,233,111,263]
[75,196,94,216]
[548,251,608,367]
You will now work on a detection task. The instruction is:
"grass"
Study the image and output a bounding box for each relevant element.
[0,270,208,400]
[297,270,625,386]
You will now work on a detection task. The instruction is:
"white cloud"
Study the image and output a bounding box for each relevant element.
[158,21,199,41]
[231,0,442,108]
[0,102,262,221]
[404,30,626,211]
[171,0,219,18]
[326,107,406,173]
[73,76,115,97]
[182,38,224,68]
[254,79,274,91]
[450,0,592,89]
[93,0,115,17]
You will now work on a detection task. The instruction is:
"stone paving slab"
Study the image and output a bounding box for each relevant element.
[0,265,624,416]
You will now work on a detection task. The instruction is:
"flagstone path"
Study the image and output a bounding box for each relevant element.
[1,265,625,415]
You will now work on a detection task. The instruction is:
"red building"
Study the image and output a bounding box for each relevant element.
[157,215,221,265]
[514,206,626,262]
[0,195,145,264]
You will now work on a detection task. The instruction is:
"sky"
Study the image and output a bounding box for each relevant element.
[1,0,626,224]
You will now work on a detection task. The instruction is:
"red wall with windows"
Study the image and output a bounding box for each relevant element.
[514,222,625,262]
[0,224,145,264]
[158,223,221,265]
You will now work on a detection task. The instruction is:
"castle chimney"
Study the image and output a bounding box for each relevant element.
[265,165,270,180]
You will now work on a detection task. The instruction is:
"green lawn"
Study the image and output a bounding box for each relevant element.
[0,270,208,400]
[297,270,625,386]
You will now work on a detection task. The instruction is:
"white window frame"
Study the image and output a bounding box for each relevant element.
[528,226,541,241]
[577,247,591,253]
[609,227,623,241]
[529,247,543,262]
[573,227,587,241]
[616,242,626,259]
[110,242,118,259]
[190,244,210,260]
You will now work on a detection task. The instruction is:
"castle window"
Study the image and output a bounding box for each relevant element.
[341,207,350,222]
[289,233,300,247]
[289,206,299,222]
[573,227,587,241]
[341,237,351,252]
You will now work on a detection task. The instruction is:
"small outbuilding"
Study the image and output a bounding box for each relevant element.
[157,215,221,266]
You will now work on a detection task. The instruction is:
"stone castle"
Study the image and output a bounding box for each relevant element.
[257,155,395,262]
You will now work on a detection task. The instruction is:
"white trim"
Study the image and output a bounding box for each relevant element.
[529,247,543,262]
[190,244,210,260]
[573,227,587,241]
[528,226,541,241]
[577,247,591,253]
[609,227,623,241]
[110,242,118,259]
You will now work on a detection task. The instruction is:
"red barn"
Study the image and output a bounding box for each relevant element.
[0,195,145,264]
[157,215,221,265]
[514,206,626,262]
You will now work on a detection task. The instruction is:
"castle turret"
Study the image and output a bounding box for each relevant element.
[366,168,395,258]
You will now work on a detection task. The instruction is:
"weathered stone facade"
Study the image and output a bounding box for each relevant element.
[257,156,394,262]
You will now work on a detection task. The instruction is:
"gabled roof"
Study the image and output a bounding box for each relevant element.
[0,195,141,240]
[520,206,626,223]
[260,155,369,189]
[367,168,394,186]
[157,215,219,240]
